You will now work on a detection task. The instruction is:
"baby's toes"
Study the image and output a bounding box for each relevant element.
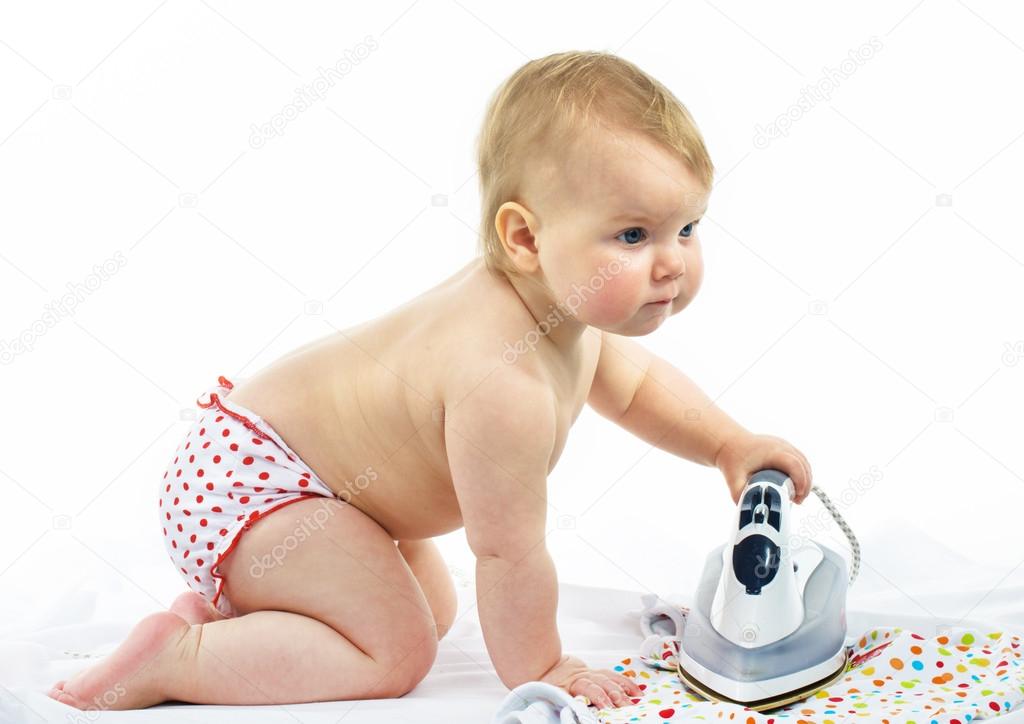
[48,683,89,709]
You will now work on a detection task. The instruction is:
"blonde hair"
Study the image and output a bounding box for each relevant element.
[474,50,715,278]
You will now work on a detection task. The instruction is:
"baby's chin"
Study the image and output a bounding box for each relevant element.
[585,303,676,336]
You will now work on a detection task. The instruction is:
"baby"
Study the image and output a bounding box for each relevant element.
[49,50,812,712]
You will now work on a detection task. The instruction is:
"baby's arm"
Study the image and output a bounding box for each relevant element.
[444,365,560,688]
[588,328,749,467]
[444,363,643,706]
[588,329,813,504]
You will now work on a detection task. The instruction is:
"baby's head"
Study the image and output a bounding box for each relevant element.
[475,51,714,336]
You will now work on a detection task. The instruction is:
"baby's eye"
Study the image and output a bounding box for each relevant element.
[615,227,647,245]
[616,220,701,245]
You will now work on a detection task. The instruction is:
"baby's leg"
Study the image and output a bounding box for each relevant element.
[168,591,228,624]
[52,497,439,709]
[178,606,437,704]
[397,538,458,640]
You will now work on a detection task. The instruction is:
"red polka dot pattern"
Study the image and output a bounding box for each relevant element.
[158,377,336,617]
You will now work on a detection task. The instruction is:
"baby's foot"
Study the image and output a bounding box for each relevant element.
[169,591,227,624]
[47,611,191,711]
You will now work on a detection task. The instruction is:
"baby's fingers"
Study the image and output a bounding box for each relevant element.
[590,669,642,699]
[606,671,642,698]
[574,679,613,709]
[587,674,632,708]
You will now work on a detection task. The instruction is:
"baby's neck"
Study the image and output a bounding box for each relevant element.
[503,269,590,357]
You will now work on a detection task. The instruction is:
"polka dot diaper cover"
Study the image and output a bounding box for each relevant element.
[158,375,336,616]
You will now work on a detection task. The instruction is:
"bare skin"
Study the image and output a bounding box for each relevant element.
[47,254,617,710]
[47,122,815,711]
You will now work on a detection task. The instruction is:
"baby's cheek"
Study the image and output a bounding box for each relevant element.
[575,270,641,325]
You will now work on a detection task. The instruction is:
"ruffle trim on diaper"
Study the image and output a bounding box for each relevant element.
[196,375,295,462]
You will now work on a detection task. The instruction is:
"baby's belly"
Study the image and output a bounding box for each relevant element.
[259,421,464,539]
[292,428,464,540]
[340,467,464,540]
[316,397,461,539]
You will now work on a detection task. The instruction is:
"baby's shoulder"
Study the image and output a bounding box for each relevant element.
[410,259,557,404]
[436,316,553,405]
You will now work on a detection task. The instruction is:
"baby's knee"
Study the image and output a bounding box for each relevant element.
[371,632,438,697]
[433,588,457,642]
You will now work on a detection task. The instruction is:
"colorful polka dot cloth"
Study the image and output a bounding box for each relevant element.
[585,625,1024,722]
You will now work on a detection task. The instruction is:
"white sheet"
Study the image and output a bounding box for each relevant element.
[4,531,1024,723]
[0,580,640,723]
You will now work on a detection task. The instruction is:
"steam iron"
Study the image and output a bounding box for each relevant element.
[676,468,861,711]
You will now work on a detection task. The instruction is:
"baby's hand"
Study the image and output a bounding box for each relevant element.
[715,432,813,505]
[539,654,642,709]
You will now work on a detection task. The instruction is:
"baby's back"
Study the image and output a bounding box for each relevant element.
[224,258,598,540]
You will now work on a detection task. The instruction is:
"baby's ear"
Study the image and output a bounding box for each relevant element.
[495,201,540,273]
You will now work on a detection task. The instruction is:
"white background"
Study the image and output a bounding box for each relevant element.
[1,0,1023,635]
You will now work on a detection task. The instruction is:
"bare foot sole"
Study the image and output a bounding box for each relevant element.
[47,611,191,711]
[169,591,228,624]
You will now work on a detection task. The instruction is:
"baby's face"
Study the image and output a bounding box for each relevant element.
[531,126,709,336]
